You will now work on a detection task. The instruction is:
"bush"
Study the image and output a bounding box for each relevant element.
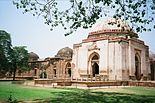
[7,94,18,103]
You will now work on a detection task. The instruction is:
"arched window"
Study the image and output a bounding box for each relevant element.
[53,69,56,77]
[150,63,155,80]
[66,63,71,77]
[34,69,37,76]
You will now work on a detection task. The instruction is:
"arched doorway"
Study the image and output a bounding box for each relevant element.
[34,69,37,76]
[66,63,71,77]
[53,69,56,77]
[150,63,155,80]
[68,68,71,77]
[92,62,99,77]
[135,54,141,80]
[89,53,100,77]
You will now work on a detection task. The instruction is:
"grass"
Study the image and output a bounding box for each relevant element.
[0,81,155,103]
[0,81,74,101]
[94,86,155,96]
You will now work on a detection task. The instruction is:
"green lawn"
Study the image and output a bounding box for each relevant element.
[0,81,155,103]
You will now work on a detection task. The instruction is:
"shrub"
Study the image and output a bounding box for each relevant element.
[7,94,18,103]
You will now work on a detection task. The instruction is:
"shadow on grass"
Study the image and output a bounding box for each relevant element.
[30,89,155,103]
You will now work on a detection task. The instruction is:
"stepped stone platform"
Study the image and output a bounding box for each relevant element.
[34,79,155,88]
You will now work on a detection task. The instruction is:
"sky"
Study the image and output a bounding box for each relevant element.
[0,0,155,59]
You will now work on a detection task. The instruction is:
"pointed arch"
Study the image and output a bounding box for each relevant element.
[89,52,100,62]
[135,53,141,80]
[88,52,100,77]
[65,62,72,77]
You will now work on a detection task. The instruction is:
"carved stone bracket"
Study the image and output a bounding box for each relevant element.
[88,42,100,51]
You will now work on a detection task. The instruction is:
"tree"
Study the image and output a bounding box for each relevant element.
[0,30,29,80]
[11,46,29,80]
[0,30,12,77]
[13,0,155,36]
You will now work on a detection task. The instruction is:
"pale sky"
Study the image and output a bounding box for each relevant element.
[0,0,155,58]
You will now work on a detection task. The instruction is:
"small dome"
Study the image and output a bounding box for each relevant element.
[29,52,39,61]
[55,47,73,58]
[91,18,132,32]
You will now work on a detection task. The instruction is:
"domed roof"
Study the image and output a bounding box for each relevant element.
[55,47,73,58]
[82,18,138,43]
[91,18,132,32]
[29,52,39,61]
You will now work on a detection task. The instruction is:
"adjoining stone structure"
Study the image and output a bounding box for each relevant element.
[45,47,73,79]
[17,47,73,80]
[149,51,155,80]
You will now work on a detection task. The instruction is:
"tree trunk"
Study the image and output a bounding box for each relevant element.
[13,63,17,81]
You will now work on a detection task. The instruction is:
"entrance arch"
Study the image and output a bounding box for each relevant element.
[89,52,100,77]
[135,54,141,80]
[92,62,99,77]
[65,63,71,77]
[150,63,155,80]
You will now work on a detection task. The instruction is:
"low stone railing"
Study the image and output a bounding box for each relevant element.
[128,81,155,87]
[34,78,155,88]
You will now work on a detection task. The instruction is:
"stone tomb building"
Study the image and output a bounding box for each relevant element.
[72,18,150,81]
